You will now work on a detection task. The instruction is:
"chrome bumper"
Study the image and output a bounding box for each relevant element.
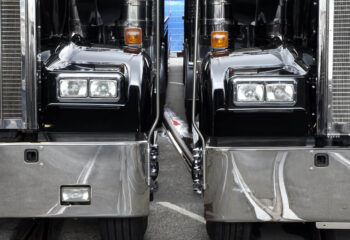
[204,147,350,223]
[0,141,149,218]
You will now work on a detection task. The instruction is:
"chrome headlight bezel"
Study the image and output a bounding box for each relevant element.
[233,77,297,107]
[56,73,123,103]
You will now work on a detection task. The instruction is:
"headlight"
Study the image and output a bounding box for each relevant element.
[266,83,295,102]
[236,83,264,102]
[90,80,118,98]
[233,77,297,106]
[57,73,123,102]
[59,79,88,98]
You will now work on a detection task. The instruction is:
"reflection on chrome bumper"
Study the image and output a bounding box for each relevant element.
[0,141,149,218]
[204,147,350,223]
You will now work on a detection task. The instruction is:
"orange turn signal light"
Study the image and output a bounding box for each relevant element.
[125,28,142,45]
[211,31,229,49]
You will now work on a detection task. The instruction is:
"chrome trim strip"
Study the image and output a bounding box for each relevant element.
[220,107,304,113]
[20,0,27,128]
[327,0,334,135]
[0,141,148,146]
[206,146,342,150]
[317,0,329,135]
[317,222,350,230]
[26,0,37,129]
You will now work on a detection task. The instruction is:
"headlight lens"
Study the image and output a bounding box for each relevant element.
[89,80,118,98]
[266,83,295,102]
[237,84,264,102]
[59,79,88,98]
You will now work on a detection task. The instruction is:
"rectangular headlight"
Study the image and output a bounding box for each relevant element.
[59,79,88,98]
[266,83,295,102]
[233,77,297,106]
[89,80,118,98]
[236,83,264,102]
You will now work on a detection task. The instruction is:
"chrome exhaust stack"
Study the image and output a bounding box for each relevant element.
[191,0,207,192]
[147,0,161,186]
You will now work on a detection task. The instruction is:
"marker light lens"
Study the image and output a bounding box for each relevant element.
[125,28,143,45]
[211,31,229,49]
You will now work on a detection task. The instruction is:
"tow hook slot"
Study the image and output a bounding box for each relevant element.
[315,153,329,167]
[24,149,39,163]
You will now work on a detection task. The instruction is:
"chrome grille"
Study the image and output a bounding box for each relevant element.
[1,0,22,120]
[318,0,350,135]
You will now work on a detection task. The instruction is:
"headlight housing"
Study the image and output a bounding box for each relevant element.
[57,73,123,102]
[233,77,297,106]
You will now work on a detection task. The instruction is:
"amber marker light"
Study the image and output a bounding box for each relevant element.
[211,31,229,49]
[125,28,143,45]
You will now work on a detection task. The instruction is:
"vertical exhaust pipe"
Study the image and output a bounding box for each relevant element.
[192,0,207,191]
[148,0,161,186]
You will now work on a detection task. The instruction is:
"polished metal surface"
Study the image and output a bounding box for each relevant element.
[317,0,328,135]
[25,0,37,129]
[0,0,37,129]
[200,0,233,37]
[317,222,350,230]
[118,0,153,37]
[205,147,350,222]
[0,141,149,217]
[318,0,350,136]
[192,0,207,191]
[147,0,160,186]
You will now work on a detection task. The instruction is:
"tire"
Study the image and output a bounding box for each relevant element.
[206,222,253,240]
[100,217,148,240]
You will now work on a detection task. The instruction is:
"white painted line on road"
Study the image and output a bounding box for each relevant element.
[157,202,206,224]
[169,82,184,86]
